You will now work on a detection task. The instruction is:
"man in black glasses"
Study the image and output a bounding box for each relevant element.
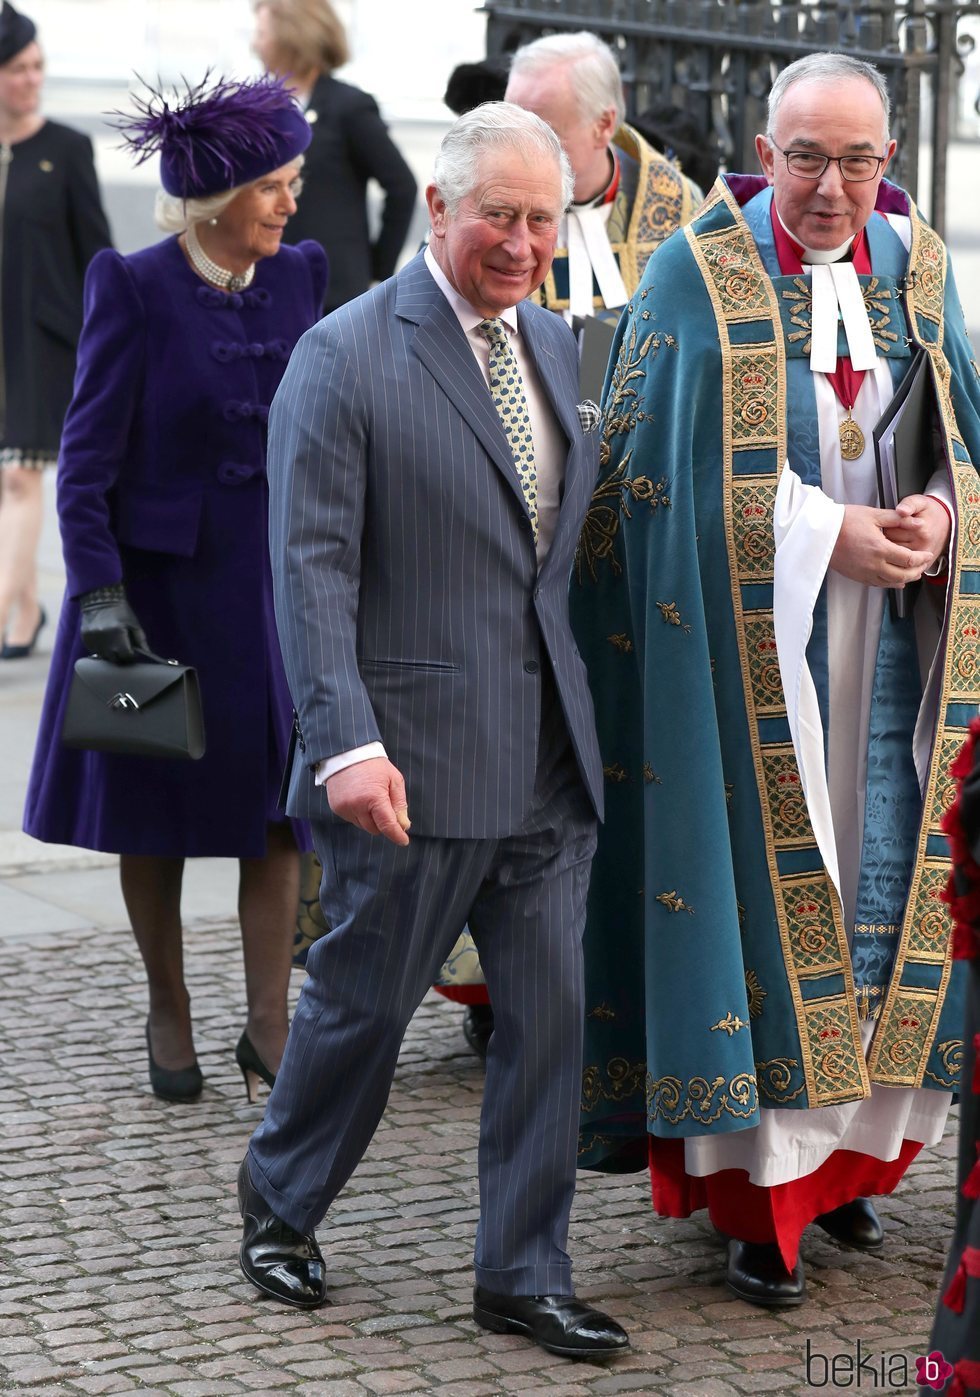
[571,51,980,1308]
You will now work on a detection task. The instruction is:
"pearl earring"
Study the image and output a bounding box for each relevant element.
[209,217,218,226]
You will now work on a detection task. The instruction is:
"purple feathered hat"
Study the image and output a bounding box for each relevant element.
[0,1,37,66]
[112,72,312,199]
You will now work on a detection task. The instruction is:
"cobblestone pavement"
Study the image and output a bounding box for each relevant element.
[0,916,960,1397]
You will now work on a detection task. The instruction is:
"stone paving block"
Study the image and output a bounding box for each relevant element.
[0,1361,80,1385]
[358,1313,443,1336]
[124,1365,197,1384]
[164,1383,243,1395]
[233,1374,297,1390]
[359,1371,432,1394]
[433,1384,509,1397]
[70,1376,159,1393]
[289,1382,365,1396]
[9,1385,80,1397]
[728,1374,801,1393]
[657,1381,743,1397]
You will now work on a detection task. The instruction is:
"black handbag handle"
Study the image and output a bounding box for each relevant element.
[131,647,184,669]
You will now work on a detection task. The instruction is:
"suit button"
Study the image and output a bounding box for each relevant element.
[524,660,539,674]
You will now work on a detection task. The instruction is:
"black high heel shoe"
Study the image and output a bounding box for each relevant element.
[145,1020,203,1102]
[1,604,46,660]
[235,1031,276,1104]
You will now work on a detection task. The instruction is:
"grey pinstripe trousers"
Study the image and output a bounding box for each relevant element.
[248,671,597,1296]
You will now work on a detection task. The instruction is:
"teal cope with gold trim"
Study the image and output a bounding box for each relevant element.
[572,175,980,1170]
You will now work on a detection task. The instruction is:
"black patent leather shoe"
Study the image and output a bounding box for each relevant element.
[726,1240,806,1307]
[814,1197,884,1250]
[462,1003,494,1060]
[237,1158,327,1309]
[473,1285,629,1359]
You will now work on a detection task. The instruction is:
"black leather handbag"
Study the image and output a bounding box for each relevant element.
[61,651,206,760]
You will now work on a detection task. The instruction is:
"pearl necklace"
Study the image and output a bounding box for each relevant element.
[185,222,255,293]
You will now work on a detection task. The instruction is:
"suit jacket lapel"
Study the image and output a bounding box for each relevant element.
[517,301,579,447]
[399,259,528,511]
[517,302,590,576]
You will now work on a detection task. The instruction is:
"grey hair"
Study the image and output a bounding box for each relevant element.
[433,100,574,214]
[154,186,239,234]
[153,153,306,233]
[767,52,890,143]
[508,30,625,128]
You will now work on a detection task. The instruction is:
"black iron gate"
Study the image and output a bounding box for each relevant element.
[483,1,980,237]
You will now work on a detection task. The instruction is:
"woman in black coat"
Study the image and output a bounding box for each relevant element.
[0,0,110,658]
[252,0,417,312]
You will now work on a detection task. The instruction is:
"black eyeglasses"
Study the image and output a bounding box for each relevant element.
[770,140,887,183]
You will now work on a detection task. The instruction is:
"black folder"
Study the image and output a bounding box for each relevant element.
[872,347,939,619]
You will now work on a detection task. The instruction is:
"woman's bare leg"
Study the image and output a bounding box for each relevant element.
[0,466,44,644]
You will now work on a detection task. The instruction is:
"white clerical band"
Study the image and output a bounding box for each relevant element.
[807,262,877,375]
[566,206,629,320]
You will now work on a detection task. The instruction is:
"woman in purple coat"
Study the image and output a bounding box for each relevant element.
[24,76,327,1104]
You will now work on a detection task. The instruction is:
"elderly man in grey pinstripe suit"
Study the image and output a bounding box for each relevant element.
[237,102,629,1362]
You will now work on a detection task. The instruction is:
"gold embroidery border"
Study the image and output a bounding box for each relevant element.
[869,201,978,1086]
[744,609,786,717]
[870,988,944,1089]
[782,871,847,977]
[621,122,695,290]
[646,1069,758,1126]
[581,1058,761,1128]
[947,595,980,704]
[803,995,869,1106]
[684,185,868,1107]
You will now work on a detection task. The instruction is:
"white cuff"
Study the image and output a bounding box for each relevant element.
[315,741,387,786]
[924,471,954,576]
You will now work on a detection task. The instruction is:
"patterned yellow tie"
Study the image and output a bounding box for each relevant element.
[479,317,538,539]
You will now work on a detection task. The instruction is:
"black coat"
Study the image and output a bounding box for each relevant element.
[0,119,111,453]
[281,75,416,313]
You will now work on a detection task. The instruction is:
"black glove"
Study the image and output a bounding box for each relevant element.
[79,583,148,664]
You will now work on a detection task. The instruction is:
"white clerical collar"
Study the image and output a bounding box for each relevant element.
[423,245,519,335]
[775,207,853,264]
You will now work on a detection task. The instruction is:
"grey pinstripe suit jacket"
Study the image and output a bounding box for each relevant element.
[268,251,604,839]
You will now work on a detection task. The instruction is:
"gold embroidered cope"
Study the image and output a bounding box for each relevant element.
[685,181,976,1101]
